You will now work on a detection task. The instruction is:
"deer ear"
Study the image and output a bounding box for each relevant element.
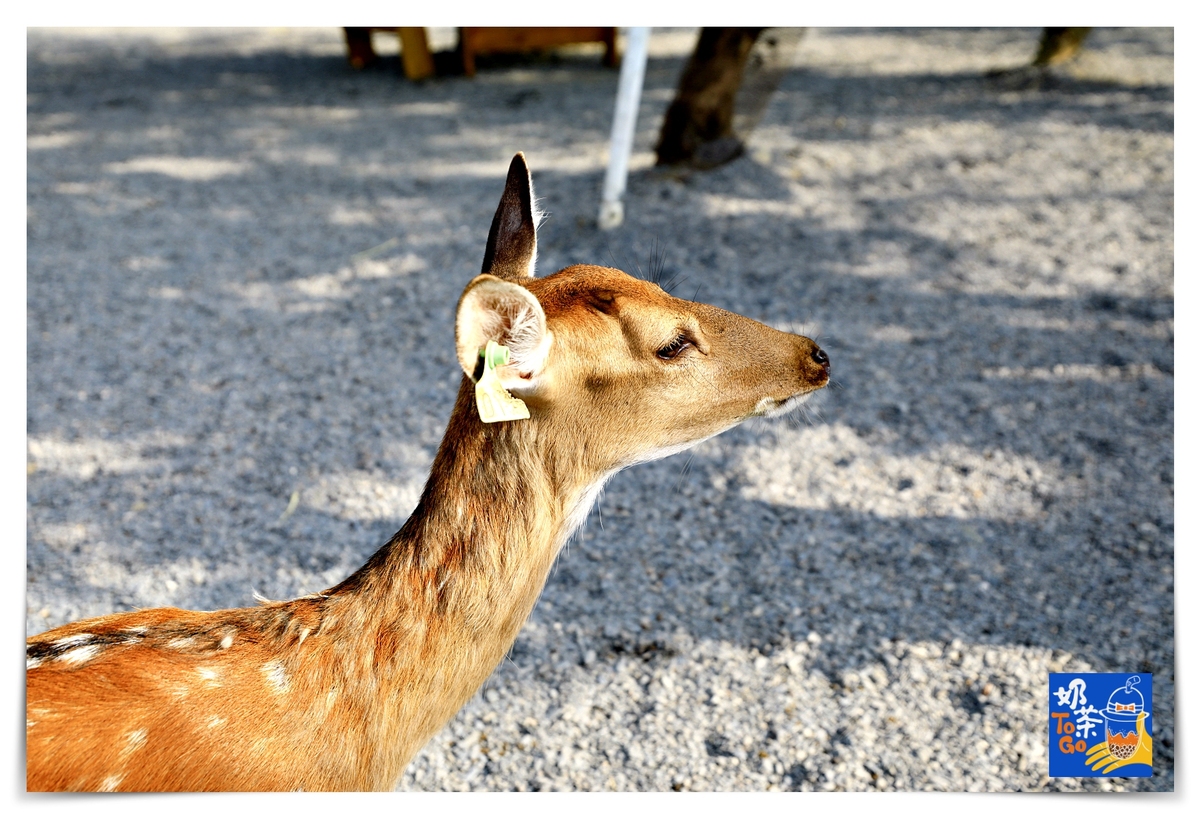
[455,275,552,392]
[480,152,542,281]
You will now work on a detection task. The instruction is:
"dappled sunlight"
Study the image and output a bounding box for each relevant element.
[755,95,1171,297]
[148,285,186,299]
[123,255,172,272]
[1000,309,1173,339]
[262,144,342,167]
[981,362,1166,382]
[221,279,287,311]
[387,101,462,117]
[28,132,85,150]
[258,104,361,123]
[289,271,356,300]
[738,423,1061,521]
[409,631,1058,791]
[36,521,91,551]
[797,27,1172,86]
[352,252,427,278]
[31,539,254,618]
[41,178,163,219]
[328,204,378,226]
[472,67,612,87]
[303,470,423,523]
[800,29,1038,78]
[52,180,104,196]
[870,324,918,343]
[34,111,78,129]
[81,548,213,604]
[104,155,250,181]
[227,122,291,148]
[28,431,191,481]
[219,250,432,311]
[702,195,797,218]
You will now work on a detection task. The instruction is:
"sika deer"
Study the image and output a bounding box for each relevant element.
[26,153,830,791]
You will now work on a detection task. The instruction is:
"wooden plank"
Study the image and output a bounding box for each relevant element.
[460,27,617,76]
[468,27,611,53]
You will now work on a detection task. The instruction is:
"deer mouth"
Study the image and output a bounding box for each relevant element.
[753,389,821,418]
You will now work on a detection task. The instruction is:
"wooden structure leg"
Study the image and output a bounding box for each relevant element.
[343,27,379,70]
[398,28,435,81]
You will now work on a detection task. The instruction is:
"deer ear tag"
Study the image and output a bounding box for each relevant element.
[474,341,530,423]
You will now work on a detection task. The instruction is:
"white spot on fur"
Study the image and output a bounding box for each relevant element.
[263,661,289,693]
[298,627,311,645]
[197,666,221,686]
[98,774,124,792]
[27,719,36,729]
[53,633,93,648]
[207,715,226,729]
[125,625,148,634]
[326,687,339,712]
[122,728,148,758]
[58,645,100,666]
[219,631,235,650]
[27,656,42,670]
[167,636,198,650]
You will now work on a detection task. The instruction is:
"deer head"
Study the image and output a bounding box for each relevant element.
[454,153,830,484]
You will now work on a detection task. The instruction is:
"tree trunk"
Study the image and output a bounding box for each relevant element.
[655,27,764,167]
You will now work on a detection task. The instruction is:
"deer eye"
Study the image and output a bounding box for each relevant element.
[656,334,692,361]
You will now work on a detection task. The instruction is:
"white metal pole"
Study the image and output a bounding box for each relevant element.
[598,26,650,230]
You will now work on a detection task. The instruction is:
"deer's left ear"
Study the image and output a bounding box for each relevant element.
[480,152,542,281]
[455,274,552,394]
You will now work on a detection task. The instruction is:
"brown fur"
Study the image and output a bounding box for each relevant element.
[26,154,829,791]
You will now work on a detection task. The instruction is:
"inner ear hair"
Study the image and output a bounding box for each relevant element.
[455,275,547,378]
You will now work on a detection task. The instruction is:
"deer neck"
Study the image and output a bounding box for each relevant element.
[400,389,598,636]
[322,383,608,772]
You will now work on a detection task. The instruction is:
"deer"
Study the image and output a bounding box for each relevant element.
[25,152,830,791]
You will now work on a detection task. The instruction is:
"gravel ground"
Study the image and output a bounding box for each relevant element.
[26,27,1174,792]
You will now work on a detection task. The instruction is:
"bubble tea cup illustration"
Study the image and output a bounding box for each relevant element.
[1102,675,1147,761]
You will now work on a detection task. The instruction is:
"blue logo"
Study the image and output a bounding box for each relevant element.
[1049,673,1152,777]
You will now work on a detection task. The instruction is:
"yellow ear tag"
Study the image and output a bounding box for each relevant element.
[475,341,530,423]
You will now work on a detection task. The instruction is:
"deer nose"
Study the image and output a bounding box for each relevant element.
[812,346,830,374]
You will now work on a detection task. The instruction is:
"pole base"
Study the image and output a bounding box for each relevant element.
[598,199,624,231]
